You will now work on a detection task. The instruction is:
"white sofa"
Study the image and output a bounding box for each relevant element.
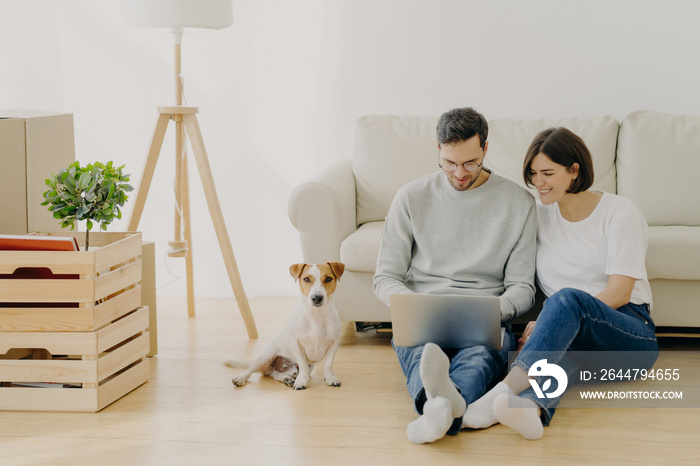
[288,111,700,329]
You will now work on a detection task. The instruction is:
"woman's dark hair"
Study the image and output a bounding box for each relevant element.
[523,127,594,194]
[436,107,488,148]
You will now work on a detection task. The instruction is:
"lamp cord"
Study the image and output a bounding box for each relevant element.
[159,250,182,289]
[159,72,190,289]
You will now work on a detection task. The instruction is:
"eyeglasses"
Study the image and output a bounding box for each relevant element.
[438,156,483,173]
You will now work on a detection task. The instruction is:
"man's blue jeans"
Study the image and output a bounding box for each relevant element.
[393,328,516,429]
[513,288,658,425]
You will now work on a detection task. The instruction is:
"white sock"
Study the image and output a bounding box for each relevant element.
[462,381,513,429]
[420,343,466,418]
[406,396,453,444]
[493,394,544,440]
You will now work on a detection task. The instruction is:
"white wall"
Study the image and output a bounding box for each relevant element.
[1,0,699,298]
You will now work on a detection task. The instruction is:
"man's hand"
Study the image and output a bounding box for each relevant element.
[517,321,536,350]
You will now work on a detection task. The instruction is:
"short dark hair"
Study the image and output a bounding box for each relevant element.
[436,107,488,148]
[523,127,594,194]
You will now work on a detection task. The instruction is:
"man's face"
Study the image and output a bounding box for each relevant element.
[438,135,487,191]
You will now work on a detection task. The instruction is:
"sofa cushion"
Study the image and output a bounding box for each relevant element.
[339,221,384,272]
[617,111,700,226]
[353,114,619,226]
[354,115,439,226]
[646,226,700,280]
[487,115,619,194]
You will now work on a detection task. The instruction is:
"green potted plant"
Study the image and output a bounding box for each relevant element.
[41,161,134,250]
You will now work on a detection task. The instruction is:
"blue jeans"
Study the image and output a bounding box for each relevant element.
[513,288,658,425]
[393,328,516,431]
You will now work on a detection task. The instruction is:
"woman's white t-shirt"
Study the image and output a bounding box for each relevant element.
[536,191,652,308]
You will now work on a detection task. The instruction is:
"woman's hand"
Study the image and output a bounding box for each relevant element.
[517,321,536,350]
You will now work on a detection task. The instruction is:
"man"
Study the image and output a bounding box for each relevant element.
[373,107,536,444]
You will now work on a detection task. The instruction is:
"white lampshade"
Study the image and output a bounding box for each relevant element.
[121,0,233,33]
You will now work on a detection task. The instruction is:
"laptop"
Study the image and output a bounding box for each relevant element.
[390,293,503,349]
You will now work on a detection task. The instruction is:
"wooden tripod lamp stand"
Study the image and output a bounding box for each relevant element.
[121,0,257,339]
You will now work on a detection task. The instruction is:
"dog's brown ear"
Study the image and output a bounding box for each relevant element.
[327,262,345,280]
[290,263,307,281]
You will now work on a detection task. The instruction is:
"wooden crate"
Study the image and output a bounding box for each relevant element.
[0,306,150,412]
[0,232,142,332]
[0,232,149,411]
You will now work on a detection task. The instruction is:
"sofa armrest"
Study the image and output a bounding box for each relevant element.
[288,159,357,262]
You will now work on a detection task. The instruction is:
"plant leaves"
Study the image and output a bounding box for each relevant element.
[77,172,92,191]
[42,160,132,234]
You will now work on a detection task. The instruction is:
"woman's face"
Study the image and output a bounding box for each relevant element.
[528,153,579,205]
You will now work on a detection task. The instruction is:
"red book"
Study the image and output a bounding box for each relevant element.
[0,234,80,251]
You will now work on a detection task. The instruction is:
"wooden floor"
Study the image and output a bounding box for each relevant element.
[1,297,698,465]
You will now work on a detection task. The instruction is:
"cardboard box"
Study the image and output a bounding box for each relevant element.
[0,110,75,234]
[142,241,158,357]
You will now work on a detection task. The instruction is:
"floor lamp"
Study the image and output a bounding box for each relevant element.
[121,0,258,339]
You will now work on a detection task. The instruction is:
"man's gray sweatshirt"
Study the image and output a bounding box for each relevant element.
[373,170,536,325]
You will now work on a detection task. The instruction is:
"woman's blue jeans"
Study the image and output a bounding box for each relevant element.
[513,288,658,425]
[393,327,516,432]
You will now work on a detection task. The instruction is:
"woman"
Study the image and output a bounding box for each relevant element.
[461,127,658,439]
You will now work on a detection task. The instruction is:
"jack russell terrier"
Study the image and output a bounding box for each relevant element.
[225,262,345,390]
